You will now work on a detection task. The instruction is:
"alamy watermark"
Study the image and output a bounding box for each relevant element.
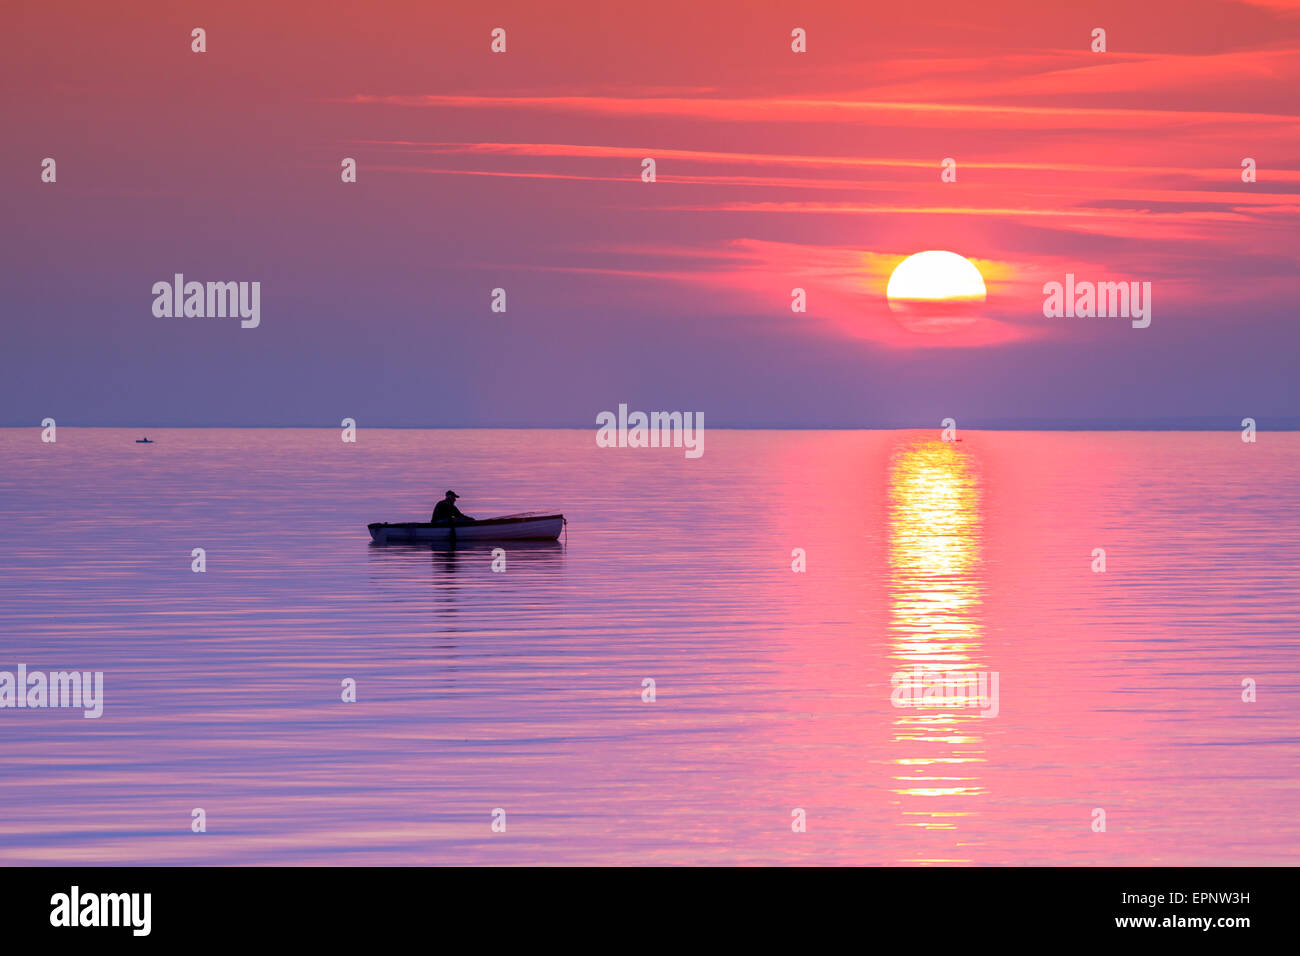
[890,667,999,718]
[151,274,260,328]
[1042,274,1151,328]
[595,404,704,459]
[0,665,103,718]
[50,886,150,936]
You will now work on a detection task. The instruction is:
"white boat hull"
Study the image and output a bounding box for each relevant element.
[368,514,563,544]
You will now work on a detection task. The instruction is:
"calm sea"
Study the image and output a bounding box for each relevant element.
[0,428,1297,865]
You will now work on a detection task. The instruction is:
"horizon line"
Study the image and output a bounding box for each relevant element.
[6,421,1295,432]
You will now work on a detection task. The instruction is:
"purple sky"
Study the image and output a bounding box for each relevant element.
[3,0,1298,427]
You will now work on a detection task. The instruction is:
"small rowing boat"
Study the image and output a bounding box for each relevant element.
[368,512,564,544]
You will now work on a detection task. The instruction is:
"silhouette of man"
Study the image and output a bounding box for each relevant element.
[431,490,473,525]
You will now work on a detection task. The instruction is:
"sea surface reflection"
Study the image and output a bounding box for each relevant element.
[1,428,1297,864]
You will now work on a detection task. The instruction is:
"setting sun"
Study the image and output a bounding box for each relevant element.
[884,251,988,335]
[886,251,988,305]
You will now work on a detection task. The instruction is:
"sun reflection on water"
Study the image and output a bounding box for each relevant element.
[887,440,989,858]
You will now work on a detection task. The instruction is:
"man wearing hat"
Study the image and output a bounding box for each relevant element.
[431,490,474,525]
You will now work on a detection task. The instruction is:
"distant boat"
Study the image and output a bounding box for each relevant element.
[369,512,563,544]
[135,437,153,443]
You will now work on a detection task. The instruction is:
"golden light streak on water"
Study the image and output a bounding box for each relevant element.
[888,440,988,859]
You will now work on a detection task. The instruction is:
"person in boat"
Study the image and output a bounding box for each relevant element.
[431,490,474,525]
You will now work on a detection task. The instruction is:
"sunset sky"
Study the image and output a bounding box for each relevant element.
[3,0,1298,426]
